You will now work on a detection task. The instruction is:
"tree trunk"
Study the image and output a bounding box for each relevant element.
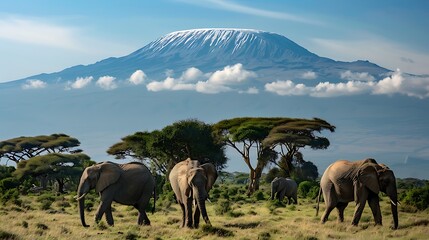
[56,178,65,194]
[247,167,263,195]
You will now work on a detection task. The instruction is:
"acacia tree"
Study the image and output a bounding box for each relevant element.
[263,118,335,175]
[213,117,283,195]
[213,117,335,195]
[13,153,93,193]
[107,119,227,175]
[0,134,81,164]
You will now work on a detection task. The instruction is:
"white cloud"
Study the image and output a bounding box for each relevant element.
[96,76,117,90]
[147,77,195,92]
[129,70,147,85]
[208,63,256,85]
[22,79,47,90]
[373,69,403,95]
[264,80,310,96]
[239,87,259,94]
[180,67,204,82]
[147,64,256,94]
[373,69,429,99]
[311,81,374,97]
[195,81,231,94]
[65,76,93,90]
[301,71,317,80]
[0,16,79,49]
[341,70,375,82]
[265,69,429,98]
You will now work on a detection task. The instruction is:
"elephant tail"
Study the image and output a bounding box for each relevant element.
[316,185,322,216]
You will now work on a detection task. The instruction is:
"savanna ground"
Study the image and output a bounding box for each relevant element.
[0,184,428,240]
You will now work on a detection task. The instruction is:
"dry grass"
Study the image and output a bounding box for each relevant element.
[0,196,428,240]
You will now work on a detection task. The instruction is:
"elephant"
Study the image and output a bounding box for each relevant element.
[75,161,156,227]
[316,158,399,229]
[169,158,218,228]
[271,177,298,204]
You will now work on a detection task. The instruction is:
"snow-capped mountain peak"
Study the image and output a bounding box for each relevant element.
[128,28,317,60]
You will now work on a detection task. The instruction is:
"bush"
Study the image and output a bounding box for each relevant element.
[0,188,20,204]
[401,185,429,210]
[298,181,318,198]
[215,199,231,215]
[266,200,286,213]
[0,230,20,240]
[253,190,266,201]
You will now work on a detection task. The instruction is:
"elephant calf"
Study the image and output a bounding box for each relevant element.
[271,177,298,204]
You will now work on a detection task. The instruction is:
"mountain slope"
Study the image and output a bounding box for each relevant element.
[2,28,389,86]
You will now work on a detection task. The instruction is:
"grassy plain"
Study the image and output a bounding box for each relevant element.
[0,191,428,240]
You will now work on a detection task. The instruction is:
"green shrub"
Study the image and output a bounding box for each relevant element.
[215,199,231,215]
[0,188,19,204]
[298,181,318,198]
[253,190,266,201]
[0,230,20,240]
[401,185,429,210]
[266,200,286,213]
[0,177,20,190]
[40,199,53,210]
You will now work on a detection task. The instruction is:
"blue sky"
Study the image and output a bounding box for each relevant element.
[1,0,428,83]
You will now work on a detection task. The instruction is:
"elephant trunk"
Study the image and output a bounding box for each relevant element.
[196,189,211,226]
[77,180,90,227]
[389,189,399,229]
[387,183,399,229]
[391,201,398,229]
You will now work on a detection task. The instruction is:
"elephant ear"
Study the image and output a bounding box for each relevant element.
[358,163,380,195]
[200,163,218,192]
[96,162,122,193]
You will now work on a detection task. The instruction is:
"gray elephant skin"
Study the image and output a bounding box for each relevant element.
[76,161,156,227]
[316,158,399,229]
[169,158,218,228]
[271,177,298,204]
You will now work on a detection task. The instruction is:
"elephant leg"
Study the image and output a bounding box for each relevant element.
[293,195,298,205]
[135,196,151,225]
[336,202,348,222]
[185,198,193,228]
[280,190,286,202]
[351,187,369,226]
[368,194,382,226]
[321,186,336,223]
[137,209,150,226]
[105,205,114,226]
[352,201,367,226]
[95,200,111,224]
[321,205,335,223]
[193,203,200,228]
[179,203,186,228]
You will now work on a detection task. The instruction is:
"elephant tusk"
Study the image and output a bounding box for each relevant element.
[390,199,397,206]
[75,193,87,201]
[207,198,212,203]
